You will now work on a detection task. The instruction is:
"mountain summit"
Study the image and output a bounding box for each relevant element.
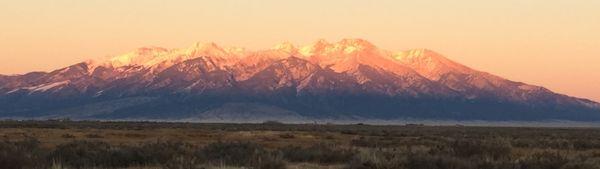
[1,39,599,122]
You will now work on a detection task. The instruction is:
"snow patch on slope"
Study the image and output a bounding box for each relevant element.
[579,100,600,109]
[28,81,70,92]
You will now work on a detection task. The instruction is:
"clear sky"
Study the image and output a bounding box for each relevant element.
[0,0,599,101]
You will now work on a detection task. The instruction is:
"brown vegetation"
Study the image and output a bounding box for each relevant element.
[1,120,600,169]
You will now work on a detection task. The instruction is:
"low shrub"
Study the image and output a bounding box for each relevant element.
[197,141,286,169]
[134,141,196,165]
[278,133,295,139]
[0,138,47,169]
[281,143,356,164]
[345,150,405,169]
[517,151,568,169]
[49,141,117,168]
[61,133,75,138]
[449,138,512,160]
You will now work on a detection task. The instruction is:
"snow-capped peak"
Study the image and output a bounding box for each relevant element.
[298,39,378,57]
[272,41,298,54]
[186,42,226,56]
[336,38,376,52]
[299,39,331,56]
[99,42,249,70]
[393,48,473,80]
[107,46,168,67]
[98,39,385,70]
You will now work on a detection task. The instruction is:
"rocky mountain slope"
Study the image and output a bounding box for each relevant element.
[1,39,598,122]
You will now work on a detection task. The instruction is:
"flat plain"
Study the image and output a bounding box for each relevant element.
[1,120,600,169]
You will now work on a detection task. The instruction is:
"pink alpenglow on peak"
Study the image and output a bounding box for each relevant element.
[1,39,599,121]
[393,49,473,80]
[98,39,390,70]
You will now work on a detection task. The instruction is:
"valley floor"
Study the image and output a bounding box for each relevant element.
[1,120,600,169]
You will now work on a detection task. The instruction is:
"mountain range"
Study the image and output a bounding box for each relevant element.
[1,39,599,122]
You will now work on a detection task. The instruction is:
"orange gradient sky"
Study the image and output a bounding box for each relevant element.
[0,0,599,101]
